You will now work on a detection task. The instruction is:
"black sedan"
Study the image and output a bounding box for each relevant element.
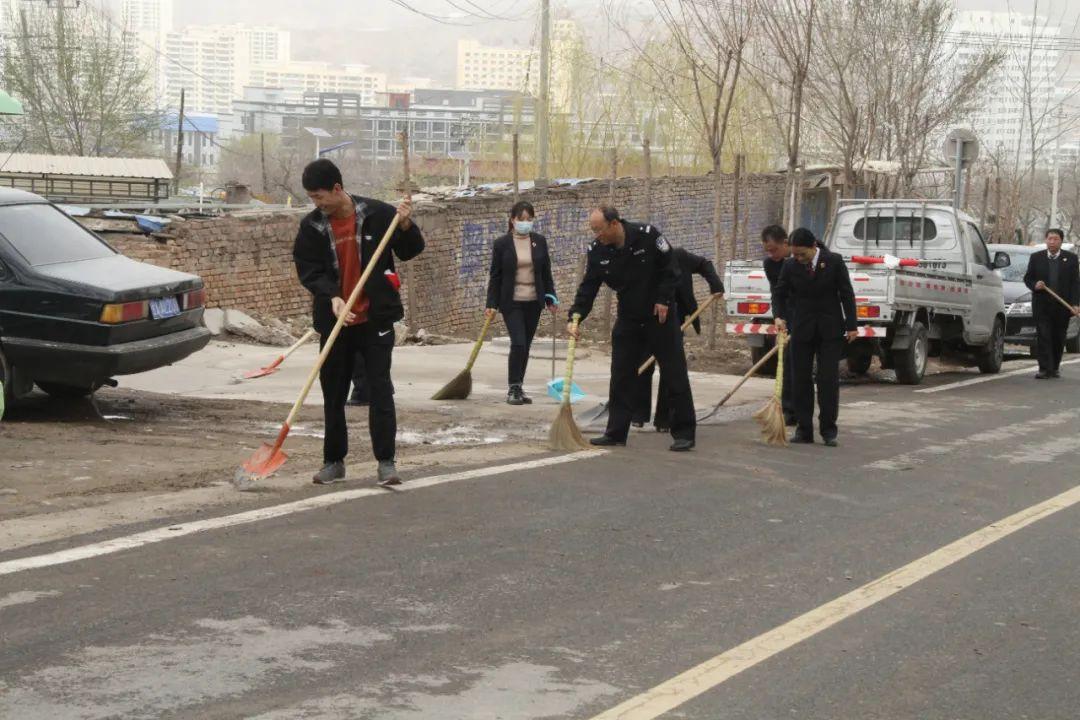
[0,189,210,403]
[990,243,1080,356]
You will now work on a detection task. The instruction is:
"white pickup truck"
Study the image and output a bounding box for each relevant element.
[724,199,1010,384]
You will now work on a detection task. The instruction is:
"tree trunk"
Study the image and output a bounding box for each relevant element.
[709,159,725,351]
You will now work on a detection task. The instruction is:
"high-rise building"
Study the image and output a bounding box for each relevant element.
[551,19,586,113]
[163,24,290,116]
[245,61,386,107]
[950,11,1064,167]
[121,0,174,100]
[456,39,539,94]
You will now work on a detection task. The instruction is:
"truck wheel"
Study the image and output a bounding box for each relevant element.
[892,322,928,385]
[1067,334,1080,354]
[845,343,873,375]
[977,318,1005,375]
[36,381,101,399]
[750,337,778,376]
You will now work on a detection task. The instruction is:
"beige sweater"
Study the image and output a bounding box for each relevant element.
[512,235,537,302]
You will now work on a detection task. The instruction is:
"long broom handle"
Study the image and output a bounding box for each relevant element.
[281,133,411,429]
[637,294,720,375]
[464,313,495,372]
[562,313,582,406]
[715,340,782,409]
[1041,285,1080,315]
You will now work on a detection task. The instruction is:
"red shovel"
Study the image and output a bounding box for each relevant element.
[243,328,317,379]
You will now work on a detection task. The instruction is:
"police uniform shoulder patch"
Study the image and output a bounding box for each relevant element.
[656,235,671,253]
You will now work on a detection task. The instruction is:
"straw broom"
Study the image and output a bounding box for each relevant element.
[753,330,789,446]
[548,313,590,451]
[431,313,495,400]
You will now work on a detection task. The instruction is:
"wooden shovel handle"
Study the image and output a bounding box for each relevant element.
[281,328,317,360]
[637,294,720,375]
[1042,286,1079,315]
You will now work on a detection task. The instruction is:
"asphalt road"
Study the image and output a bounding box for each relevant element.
[1,359,1078,719]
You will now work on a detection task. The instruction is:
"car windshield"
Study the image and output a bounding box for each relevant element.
[0,203,114,266]
[998,253,1032,282]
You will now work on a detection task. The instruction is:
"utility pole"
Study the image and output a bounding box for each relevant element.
[512,132,520,204]
[260,133,268,196]
[536,0,550,187]
[173,88,185,196]
[1051,108,1063,228]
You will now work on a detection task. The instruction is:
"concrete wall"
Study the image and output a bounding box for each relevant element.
[105,173,787,338]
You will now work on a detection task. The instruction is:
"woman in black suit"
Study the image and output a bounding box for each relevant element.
[485,201,558,405]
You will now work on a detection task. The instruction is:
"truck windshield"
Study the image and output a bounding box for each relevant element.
[854,217,937,247]
[0,204,115,266]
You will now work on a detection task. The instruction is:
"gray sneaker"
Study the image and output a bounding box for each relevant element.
[377,460,402,487]
[312,461,345,485]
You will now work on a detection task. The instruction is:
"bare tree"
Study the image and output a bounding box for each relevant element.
[1,2,155,157]
[610,0,754,273]
[751,0,816,228]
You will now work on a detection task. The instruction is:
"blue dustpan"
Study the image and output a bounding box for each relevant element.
[547,378,586,404]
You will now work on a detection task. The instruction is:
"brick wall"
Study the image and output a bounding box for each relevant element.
[103,173,786,337]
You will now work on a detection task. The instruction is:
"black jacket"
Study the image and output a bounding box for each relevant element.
[485,232,557,312]
[673,247,724,333]
[1024,249,1080,317]
[293,195,425,334]
[772,246,857,340]
[570,221,680,323]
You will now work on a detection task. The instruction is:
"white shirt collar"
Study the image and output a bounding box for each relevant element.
[1049,250,1060,260]
[811,247,820,269]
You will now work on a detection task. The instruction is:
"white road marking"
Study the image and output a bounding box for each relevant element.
[916,358,1080,394]
[0,451,604,577]
[0,590,61,610]
[588,483,1080,720]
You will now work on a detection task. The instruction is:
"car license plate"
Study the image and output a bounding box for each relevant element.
[149,296,180,320]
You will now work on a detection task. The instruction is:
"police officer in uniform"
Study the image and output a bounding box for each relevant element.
[568,206,697,451]
[772,228,857,447]
[633,246,724,431]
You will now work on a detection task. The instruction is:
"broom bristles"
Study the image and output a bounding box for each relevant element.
[431,370,472,400]
[548,403,590,451]
[753,397,789,446]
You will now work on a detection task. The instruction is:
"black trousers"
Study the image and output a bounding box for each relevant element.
[1035,308,1069,373]
[781,335,795,418]
[791,334,842,440]
[319,322,396,464]
[504,300,542,386]
[607,315,695,442]
[351,353,368,402]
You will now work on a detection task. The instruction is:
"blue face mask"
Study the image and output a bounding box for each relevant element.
[514,220,534,236]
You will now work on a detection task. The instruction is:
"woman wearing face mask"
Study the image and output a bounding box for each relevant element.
[485,201,558,405]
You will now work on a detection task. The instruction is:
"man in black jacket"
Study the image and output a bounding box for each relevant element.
[293,159,424,486]
[633,246,724,431]
[568,206,696,451]
[772,228,857,447]
[1023,228,1080,379]
[761,225,796,426]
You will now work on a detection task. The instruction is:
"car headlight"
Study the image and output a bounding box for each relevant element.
[1008,301,1032,315]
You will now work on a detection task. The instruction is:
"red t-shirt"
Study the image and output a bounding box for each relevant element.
[330,212,368,325]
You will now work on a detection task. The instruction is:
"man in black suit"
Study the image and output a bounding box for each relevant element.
[633,246,724,431]
[761,225,796,426]
[1023,228,1080,379]
[772,228,857,447]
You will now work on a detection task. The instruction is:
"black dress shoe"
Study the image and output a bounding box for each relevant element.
[1051,370,1061,378]
[823,437,838,447]
[1035,371,1051,379]
[590,435,626,447]
[790,432,814,444]
[669,438,695,452]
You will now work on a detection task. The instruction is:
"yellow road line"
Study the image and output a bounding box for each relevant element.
[589,483,1080,720]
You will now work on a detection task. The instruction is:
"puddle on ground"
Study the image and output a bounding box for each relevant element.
[0,616,388,720]
[248,661,619,720]
[397,426,505,446]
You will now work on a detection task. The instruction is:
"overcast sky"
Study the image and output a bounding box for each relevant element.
[144,0,1079,85]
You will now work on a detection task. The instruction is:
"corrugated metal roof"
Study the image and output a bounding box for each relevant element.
[0,154,174,180]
